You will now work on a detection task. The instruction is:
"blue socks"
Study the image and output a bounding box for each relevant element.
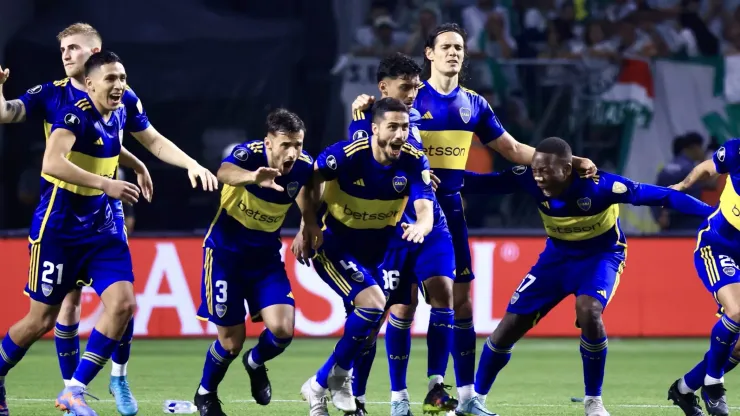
[250,329,292,366]
[200,340,237,392]
[316,307,383,388]
[453,318,476,388]
[111,318,134,366]
[0,334,28,378]
[54,323,80,382]
[427,308,454,378]
[386,314,413,392]
[706,315,740,380]
[580,336,608,397]
[474,338,512,396]
[72,329,118,386]
[352,340,377,398]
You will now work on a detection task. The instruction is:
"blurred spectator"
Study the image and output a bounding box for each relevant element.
[468,12,517,59]
[653,133,707,230]
[617,20,659,57]
[463,0,511,42]
[571,21,620,60]
[677,0,720,56]
[403,3,441,56]
[354,16,408,56]
[606,0,638,22]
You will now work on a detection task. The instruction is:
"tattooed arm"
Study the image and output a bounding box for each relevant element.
[0,67,26,123]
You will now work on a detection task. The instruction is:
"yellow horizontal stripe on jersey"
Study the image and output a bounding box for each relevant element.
[539,204,618,241]
[41,152,119,196]
[418,130,473,170]
[220,185,291,232]
[324,180,407,229]
[719,178,740,231]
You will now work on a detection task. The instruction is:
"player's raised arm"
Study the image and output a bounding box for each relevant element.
[673,140,740,192]
[0,66,27,123]
[601,171,714,217]
[42,112,139,204]
[130,126,218,191]
[402,156,435,244]
[462,166,529,195]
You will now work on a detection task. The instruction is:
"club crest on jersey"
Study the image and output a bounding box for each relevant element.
[393,176,408,193]
[512,165,527,175]
[718,146,726,162]
[233,148,248,161]
[577,197,592,211]
[460,107,472,124]
[351,271,365,283]
[327,155,338,170]
[215,304,227,318]
[352,130,368,141]
[287,182,299,198]
[724,266,736,277]
[42,283,53,297]
[27,85,42,94]
[64,113,80,126]
[510,292,520,304]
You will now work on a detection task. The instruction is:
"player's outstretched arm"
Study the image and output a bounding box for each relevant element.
[118,147,153,202]
[672,159,719,192]
[130,126,218,191]
[216,162,283,191]
[43,128,140,204]
[462,168,524,195]
[0,66,26,123]
[292,166,326,264]
[606,173,714,217]
[486,132,596,176]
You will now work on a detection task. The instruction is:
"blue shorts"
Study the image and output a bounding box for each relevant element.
[380,227,455,305]
[313,236,381,305]
[24,233,134,305]
[197,246,294,327]
[437,193,474,283]
[506,246,626,316]
[695,239,740,303]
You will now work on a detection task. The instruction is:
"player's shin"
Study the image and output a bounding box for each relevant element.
[705,314,740,384]
[352,338,377,401]
[425,277,455,387]
[386,312,413,396]
[474,337,513,402]
[453,289,476,402]
[3,300,62,378]
[576,297,608,399]
[54,322,80,383]
[199,338,239,394]
[111,317,134,377]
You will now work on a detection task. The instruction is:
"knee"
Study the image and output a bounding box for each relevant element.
[390,303,417,320]
[219,333,246,356]
[25,310,58,338]
[722,304,740,324]
[575,299,604,330]
[57,295,81,325]
[109,297,137,321]
[354,286,386,311]
[269,318,295,340]
[453,283,473,318]
[425,277,453,309]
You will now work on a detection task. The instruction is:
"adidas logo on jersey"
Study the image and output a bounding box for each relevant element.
[421,111,433,119]
[94,138,104,145]
[460,267,471,276]
[353,179,365,187]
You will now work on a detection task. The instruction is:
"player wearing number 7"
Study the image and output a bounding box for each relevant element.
[193,109,317,416]
[456,137,713,416]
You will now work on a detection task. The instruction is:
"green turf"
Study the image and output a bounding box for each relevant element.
[4,338,736,415]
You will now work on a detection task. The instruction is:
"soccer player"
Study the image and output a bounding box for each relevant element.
[193,109,314,416]
[350,23,597,410]
[0,51,214,416]
[295,97,435,415]
[454,137,713,416]
[345,52,456,416]
[667,138,740,416]
[0,23,215,415]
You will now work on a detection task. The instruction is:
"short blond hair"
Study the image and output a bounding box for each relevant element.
[57,23,102,45]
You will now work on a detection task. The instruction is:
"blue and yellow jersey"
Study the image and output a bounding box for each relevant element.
[464,167,713,254]
[19,78,151,221]
[30,98,126,243]
[413,81,506,195]
[316,138,435,252]
[698,138,740,245]
[348,108,447,232]
[204,140,314,252]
